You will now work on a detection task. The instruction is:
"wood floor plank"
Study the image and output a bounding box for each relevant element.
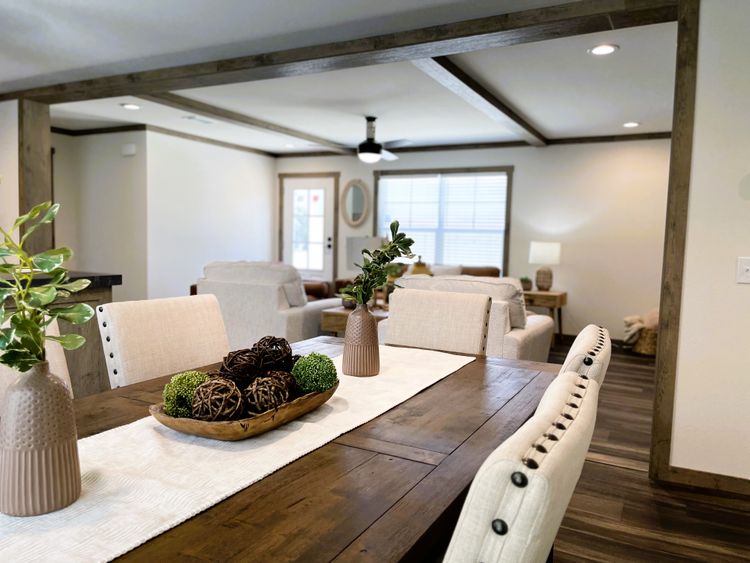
[550,343,750,562]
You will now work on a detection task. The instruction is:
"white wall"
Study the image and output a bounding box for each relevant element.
[53,131,148,301]
[0,101,19,232]
[276,139,670,340]
[53,130,276,302]
[145,131,275,298]
[671,0,750,480]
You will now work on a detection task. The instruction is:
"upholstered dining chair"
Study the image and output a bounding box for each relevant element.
[97,294,230,388]
[385,288,491,355]
[443,368,601,563]
[0,319,72,404]
[559,324,612,386]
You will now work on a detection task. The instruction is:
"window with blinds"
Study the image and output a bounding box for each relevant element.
[376,170,510,270]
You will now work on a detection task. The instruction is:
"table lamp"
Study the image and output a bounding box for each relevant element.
[528,241,561,291]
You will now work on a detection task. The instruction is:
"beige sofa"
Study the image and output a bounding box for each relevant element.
[378,275,554,362]
[197,262,340,349]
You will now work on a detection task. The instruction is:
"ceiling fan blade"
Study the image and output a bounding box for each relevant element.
[381,149,399,161]
[383,139,413,149]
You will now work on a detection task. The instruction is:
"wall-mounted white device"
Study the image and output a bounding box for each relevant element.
[121,143,137,157]
[736,257,750,284]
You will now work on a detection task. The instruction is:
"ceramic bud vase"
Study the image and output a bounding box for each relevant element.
[0,361,81,516]
[342,303,380,376]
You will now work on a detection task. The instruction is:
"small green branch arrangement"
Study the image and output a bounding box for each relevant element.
[339,221,414,305]
[0,202,95,372]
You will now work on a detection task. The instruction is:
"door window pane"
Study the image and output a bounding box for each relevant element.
[291,188,326,271]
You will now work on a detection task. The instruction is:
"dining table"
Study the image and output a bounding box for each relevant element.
[72,336,558,562]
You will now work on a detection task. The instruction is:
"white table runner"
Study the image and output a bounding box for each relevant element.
[0,346,473,562]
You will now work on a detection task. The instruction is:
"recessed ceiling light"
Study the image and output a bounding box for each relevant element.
[119,103,140,110]
[588,44,619,56]
[623,121,640,128]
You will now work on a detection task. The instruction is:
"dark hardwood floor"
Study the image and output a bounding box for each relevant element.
[549,343,750,562]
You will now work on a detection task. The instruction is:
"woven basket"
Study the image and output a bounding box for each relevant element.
[633,327,658,356]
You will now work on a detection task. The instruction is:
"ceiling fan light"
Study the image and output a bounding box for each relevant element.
[358,152,382,164]
[358,140,382,163]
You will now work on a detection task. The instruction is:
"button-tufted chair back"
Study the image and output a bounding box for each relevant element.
[444,368,602,562]
[386,288,492,356]
[559,324,611,386]
[97,295,230,388]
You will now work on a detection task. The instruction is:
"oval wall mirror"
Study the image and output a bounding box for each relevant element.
[341,179,370,227]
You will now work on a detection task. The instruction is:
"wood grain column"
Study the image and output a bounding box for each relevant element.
[18,99,53,254]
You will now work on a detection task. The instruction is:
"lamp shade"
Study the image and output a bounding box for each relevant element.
[529,241,561,265]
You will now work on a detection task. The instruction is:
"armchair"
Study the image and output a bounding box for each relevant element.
[197,262,340,349]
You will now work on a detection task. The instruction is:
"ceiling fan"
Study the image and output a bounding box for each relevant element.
[357,116,411,163]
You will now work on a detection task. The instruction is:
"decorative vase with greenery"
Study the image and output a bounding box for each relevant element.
[339,221,414,376]
[0,202,94,516]
[520,276,533,291]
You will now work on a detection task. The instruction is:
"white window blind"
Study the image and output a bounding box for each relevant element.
[377,171,509,269]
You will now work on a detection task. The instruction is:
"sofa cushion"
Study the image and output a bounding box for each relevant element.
[400,275,527,328]
[203,261,308,307]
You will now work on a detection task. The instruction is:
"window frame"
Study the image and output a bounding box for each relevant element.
[373,166,514,276]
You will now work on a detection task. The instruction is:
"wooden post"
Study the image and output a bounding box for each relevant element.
[18,99,53,254]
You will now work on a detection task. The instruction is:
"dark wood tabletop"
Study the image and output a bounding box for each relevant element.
[73,336,558,562]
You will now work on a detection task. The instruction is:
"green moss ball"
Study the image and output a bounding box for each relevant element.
[163,370,210,418]
[291,353,338,393]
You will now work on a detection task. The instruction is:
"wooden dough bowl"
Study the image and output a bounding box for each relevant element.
[149,381,338,441]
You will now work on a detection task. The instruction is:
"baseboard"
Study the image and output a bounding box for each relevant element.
[653,465,750,498]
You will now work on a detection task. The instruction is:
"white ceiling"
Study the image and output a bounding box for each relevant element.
[453,23,677,137]
[0,0,568,93]
[51,22,677,152]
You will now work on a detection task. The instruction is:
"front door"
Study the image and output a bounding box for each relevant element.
[280,174,337,281]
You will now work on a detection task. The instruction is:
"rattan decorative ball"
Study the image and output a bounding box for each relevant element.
[251,335,294,372]
[218,348,262,384]
[244,372,291,414]
[192,378,245,421]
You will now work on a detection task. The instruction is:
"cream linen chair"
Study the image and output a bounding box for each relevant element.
[97,294,230,388]
[197,261,340,349]
[444,369,601,563]
[559,324,612,386]
[385,288,491,355]
[378,275,554,362]
[0,320,72,404]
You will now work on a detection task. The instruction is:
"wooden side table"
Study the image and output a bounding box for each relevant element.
[523,290,568,341]
[320,306,389,335]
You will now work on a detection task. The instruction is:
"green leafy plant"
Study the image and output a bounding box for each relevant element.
[520,276,532,283]
[291,353,338,393]
[163,370,210,418]
[339,221,414,305]
[0,202,95,372]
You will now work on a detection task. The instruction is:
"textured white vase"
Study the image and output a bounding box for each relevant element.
[0,362,81,516]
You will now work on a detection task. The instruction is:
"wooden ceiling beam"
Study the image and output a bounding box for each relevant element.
[413,56,547,146]
[137,93,354,155]
[0,0,677,104]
